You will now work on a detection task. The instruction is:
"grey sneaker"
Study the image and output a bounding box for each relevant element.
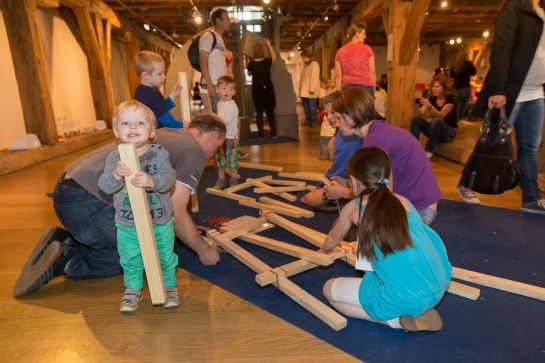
[229,176,240,187]
[521,199,545,215]
[163,287,180,308]
[213,178,225,190]
[456,185,481,204]
[120,289,143,313]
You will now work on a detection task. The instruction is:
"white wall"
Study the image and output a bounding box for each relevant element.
[0,10,27,150]
[36,8,96,134]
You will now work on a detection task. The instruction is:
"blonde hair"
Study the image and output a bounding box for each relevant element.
[133,51,164,76]
[112,100,157,131]
[345,22,366,43]
[217,74,236,88]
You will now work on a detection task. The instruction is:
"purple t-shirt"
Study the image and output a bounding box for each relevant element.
[363,120,441,209]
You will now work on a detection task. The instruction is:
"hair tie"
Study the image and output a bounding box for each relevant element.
[376,178,389,186]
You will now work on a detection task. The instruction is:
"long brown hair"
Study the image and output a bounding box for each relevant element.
[345,22,366,44]
[430,74,452,96]
[332,87,377,129]
[348,147,413,260]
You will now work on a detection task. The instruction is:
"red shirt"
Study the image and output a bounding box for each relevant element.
[336,43,374,87]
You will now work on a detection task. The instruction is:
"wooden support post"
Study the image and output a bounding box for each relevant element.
[0,0,57,146]
[452,267,545,302]
[118,144,166,305]
[253,186,306,193]
[178,72,190,123]
[239,200,304,218]
[247,178,297,202]
[207,229,347,330]
[238,162,283,172]
[278,173,323,182]
[259,196,314,218]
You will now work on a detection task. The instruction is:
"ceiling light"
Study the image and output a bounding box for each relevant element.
[290,52,295,57]
[441,1,448,8]
[143,23,150,31]
[483,30,490,38]
[297,46,301,50]
[192,7,203,25]
[449,39,455,45]
[323,15,329,21]
[456,37,462,44]
[308,34,311,37]
[194,14,203,24]
[332,0,339,11]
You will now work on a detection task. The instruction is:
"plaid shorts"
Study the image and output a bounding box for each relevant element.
[321,193,338,208]
[215,138,239,172]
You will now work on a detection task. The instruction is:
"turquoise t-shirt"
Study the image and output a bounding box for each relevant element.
[355,198,452,320]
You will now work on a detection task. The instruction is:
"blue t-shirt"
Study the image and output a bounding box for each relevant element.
[324,131,364,180]
[355,198,452,320]
[134,84,183,128]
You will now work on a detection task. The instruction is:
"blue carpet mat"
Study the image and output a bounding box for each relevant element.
[176,167,545,362]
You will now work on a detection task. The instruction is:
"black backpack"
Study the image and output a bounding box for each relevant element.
[188,30,217,72]
[459,107,519,194]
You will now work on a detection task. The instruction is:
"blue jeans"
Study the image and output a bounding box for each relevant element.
[342,84,375,97]
[302,97,319,126]
[509,99,544,203]
[410,116,457,153]
[53,177,122,279]
[452,87,470,122]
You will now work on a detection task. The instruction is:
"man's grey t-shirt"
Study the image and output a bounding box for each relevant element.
[66,128,205,204]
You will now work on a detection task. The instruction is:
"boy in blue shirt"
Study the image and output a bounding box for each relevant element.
[134,51,184,128]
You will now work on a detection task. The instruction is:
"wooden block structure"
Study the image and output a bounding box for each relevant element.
[247,178,297,202]
[117,143,166,305]
[253,186,307,193]
[259,196,314,218]
[238,162,283,172]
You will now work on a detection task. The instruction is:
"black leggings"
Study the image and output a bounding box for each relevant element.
[252,83,277,138]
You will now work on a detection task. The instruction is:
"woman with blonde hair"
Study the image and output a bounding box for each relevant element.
[334,22,376,95]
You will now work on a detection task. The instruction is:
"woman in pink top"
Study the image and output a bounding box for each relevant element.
[335,22,376,96]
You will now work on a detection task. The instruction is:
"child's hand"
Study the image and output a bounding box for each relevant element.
[324,179,349,199]
[331,176,348,186]
[169,81,182,100]
[114,161,132,179]
[131,171,154,189]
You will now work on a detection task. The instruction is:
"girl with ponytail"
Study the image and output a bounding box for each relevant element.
[321,147,452,332]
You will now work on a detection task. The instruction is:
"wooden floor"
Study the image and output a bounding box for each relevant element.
[0,122,523,363]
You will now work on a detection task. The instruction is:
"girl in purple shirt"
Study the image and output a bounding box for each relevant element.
[324,87,442,224]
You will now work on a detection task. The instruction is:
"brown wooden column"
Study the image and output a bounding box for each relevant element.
[382,0,430,128]
[0,0,58,145]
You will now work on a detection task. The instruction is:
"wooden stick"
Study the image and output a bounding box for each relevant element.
[254,186,306,193]
[206,188,255,202]
[207,229,347,331]
[277,172,323,182]
[118,143,166,305]
[264,179,306,187]
[452,267,545,301]
[447,281,480,300]
[319,176,333,186]
[266,212,325,247]
[178,72,190,123]
[296,171,325,178]
[239,199,304,218]
[259,196,314,218]
[190,192,199,213]
[238,162,282,172]
[306,185,316,191]
[220,215,269,241]
[247,178,297,202]
[223,175,272,193]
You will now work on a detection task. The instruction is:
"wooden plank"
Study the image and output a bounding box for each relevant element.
[266,213,325,247]
[223,175,272,193]
[239,200,304,218]
[190,192,199,213]
[178,72,191,123]
[263,179,306,187]
[117,143,166,305]
[306,185,316,191]
[206,188,255,202]
[259,196,314,218]
[219,215,269,241]
[247,178,297,202]
[278,173,323,182]
[207,229,347,331]
[61,0,120,27]
[452,267,545,302]
[0,0,57,146]
[447,281,480,301]
[295,171,324,178]
[238,162,283,172]
[254,186,306,193]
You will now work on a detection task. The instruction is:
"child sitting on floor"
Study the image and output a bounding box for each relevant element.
[213,75,241,189]
[321,147,452,332]
[98,100,179,313]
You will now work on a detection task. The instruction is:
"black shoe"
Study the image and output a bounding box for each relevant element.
[13,241,74,297]
[22,227,70,271]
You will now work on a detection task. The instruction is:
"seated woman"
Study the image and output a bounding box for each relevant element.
[410,75,457,159]
[300,91,363,211]
[325,87,441,225]
[321,147,452,332]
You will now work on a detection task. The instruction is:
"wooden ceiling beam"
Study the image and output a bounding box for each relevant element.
[61,0,120,27]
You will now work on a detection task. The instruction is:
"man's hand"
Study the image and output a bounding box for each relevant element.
[488,95,506,109]
[131,171,154,188]
[169,81,182,100]
[199,244,221,265]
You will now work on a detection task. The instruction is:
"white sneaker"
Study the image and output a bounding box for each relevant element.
[120,289,143,313]
[521,199,545,215]
[456,185,481,204]
[163,287,180,308]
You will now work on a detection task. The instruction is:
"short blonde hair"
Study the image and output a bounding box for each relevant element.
[134,51,164,76]
[217,74,236,88]
[112,100,157,130]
